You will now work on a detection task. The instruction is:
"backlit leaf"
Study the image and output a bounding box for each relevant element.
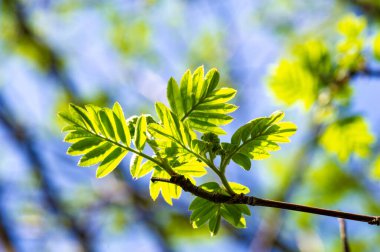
[61,103,132,178]
[320,116,374,162]
[230,111,296,160]
[166,67,237,134]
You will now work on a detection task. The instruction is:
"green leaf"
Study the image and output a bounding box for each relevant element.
[232,153,251,171]
[205,68,220,95]
[191,203,219,228]
[58,111,84,127]
[96,147,127,178]
[370,155,380,180]
[188,182,250,235]
[130,154,143,179]
[98,109,116,140]
[320,116,374,162]
[180,69,193,113]
[208,211,221,236]
[220,204,247,228]
[131,159,156,179]
[189,197,210,211]
[374,33,380,61]
[78,142,114,167]
[166,67,237,134]
[173,160,207,177]
[113,102,131,146]
[85,104,103,134]
[150,166,181,205]
[61,103,132,178]
[64,129,94,143]
[167,77,184,118]
[134,115,147,150]
[67,137,103,156]
[230,111,297,161]
[130,154,156,179]
[268,59,318,109]
[149,103,197,159]
[337,14,366,38]
[229,182,250,194]
[69,104,96,132]
[149,158,207,205]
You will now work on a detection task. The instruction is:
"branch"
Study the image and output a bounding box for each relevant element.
[0,196,15,252]
[339,218,351,252]
[0,96,94,252]
[151,175,380,225]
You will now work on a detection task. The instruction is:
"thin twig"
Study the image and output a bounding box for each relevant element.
[339,218,351,252]
[151,175,380,225]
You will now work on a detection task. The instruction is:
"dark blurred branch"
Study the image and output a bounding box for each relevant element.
[123,181,175,252]
[338,218,351,252]
[2,0,78,98]
[151,175,380,225]
[361,68,380,78]
[347,0,380,19]
[0,96,93,252]
[1,1,177,249]
[0,219,14,252]
[0,184,15,252]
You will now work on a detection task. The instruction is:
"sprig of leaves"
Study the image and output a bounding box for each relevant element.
[59,103,132,178]
[60,66,297,235]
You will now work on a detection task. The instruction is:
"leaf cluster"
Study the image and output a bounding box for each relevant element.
[60,66,297,235]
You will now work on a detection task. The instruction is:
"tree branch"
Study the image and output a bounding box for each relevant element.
[151,175,380,225]
[339,218,351,252]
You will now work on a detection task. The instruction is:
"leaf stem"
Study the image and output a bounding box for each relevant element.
[219,172,235,195]
[78,126,173,175]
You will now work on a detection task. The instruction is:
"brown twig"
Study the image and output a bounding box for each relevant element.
[339,218,351,252]
[151,175,380,225]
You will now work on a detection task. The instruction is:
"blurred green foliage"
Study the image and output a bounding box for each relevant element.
[320,116,374,162]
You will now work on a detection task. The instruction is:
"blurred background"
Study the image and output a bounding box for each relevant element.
[1,0,380,251]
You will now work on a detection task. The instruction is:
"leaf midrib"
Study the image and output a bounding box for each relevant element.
[180,92,209,122]
[71,123,163,168]
[226,127,283,161]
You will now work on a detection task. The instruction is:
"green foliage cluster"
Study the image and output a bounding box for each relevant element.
[268,14,374,110]
[320,116,374,162]
[268,14,376,163]
[60,66,297,235]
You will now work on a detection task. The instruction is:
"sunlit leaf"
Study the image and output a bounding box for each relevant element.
[113,102,131,146]
[230,111,297,160]
[131,158,156,179]
[268,59,318,109]
[370,155,380,180]
[60,103,132,178]
[320,116,374,162]
[96,147,127,178]
[134,115,147,150]
[149,159,207,205]
[374,33,380,61]
[166,67,237,134]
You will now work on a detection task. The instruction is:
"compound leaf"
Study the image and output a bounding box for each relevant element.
[60,102,132,178]
[166,67,237,135]
[230,111,296,161]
